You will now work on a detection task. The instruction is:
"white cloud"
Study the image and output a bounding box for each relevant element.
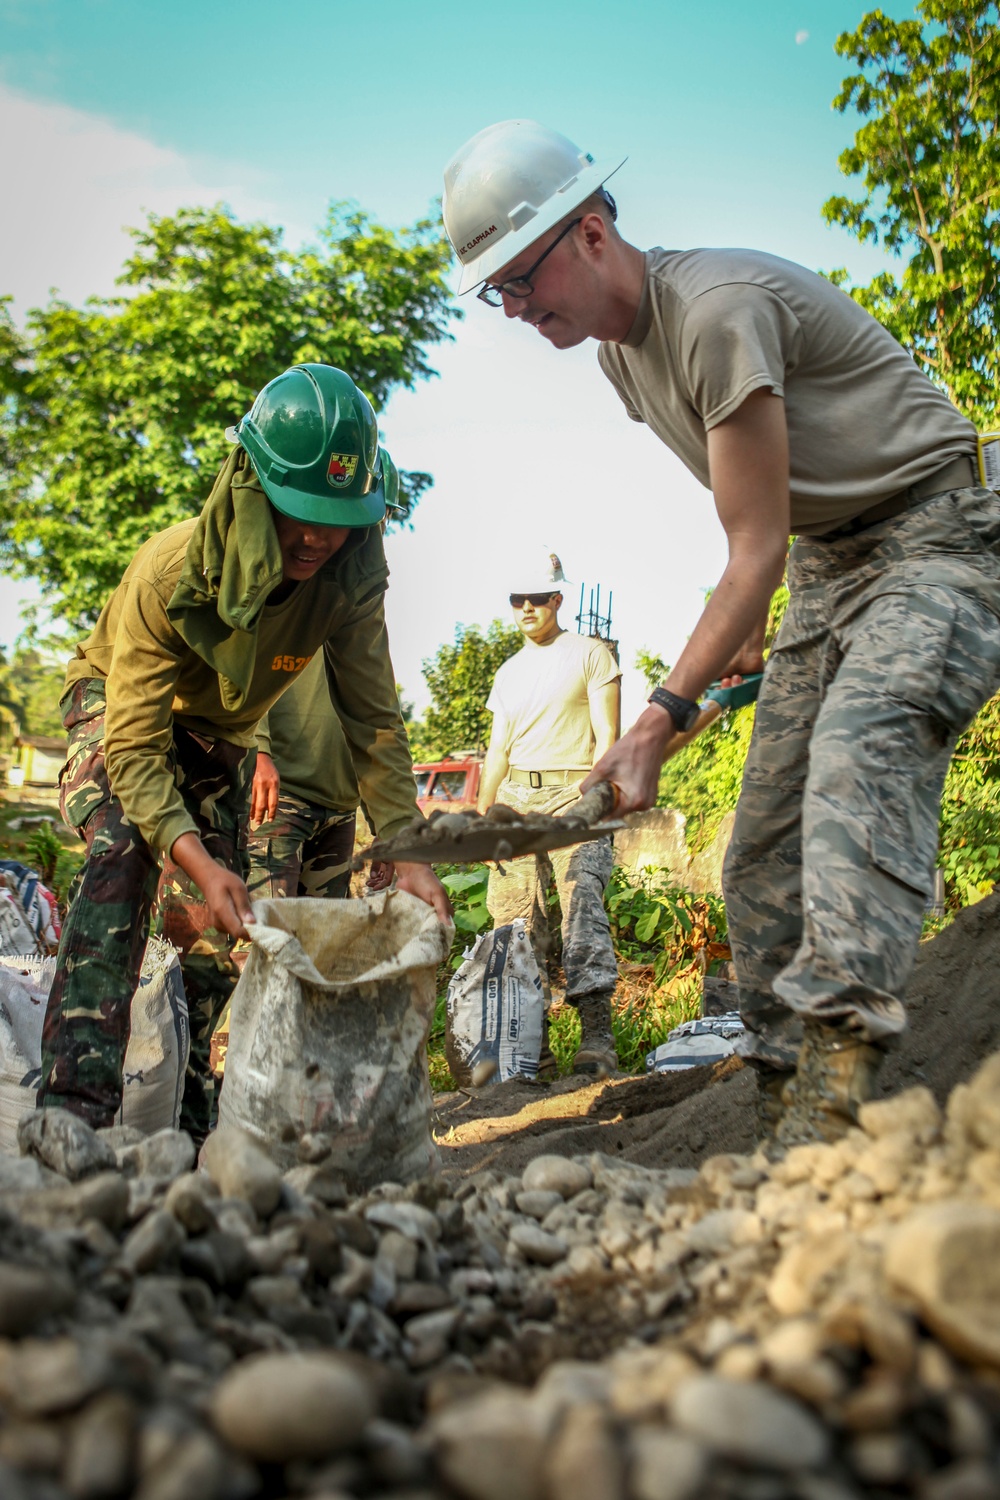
[795,29,810,44]
[0,83,276,314]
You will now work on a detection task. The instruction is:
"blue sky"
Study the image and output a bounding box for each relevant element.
[0,0,902,721]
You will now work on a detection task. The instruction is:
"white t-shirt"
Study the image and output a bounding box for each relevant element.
[487,631,621,772]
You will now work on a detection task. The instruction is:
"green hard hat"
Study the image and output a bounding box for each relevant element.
[380,448,401,511]
[232,363,385,526]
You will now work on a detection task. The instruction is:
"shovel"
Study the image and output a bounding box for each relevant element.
[356,675,763,869]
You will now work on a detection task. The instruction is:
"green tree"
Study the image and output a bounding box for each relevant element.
[413,621,523,760]
[0,639,67,738]
[823,0,1000,422]
[0,202,457,629]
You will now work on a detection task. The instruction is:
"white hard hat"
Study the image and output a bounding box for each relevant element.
[513,550,571,596]
[443,120,626,296]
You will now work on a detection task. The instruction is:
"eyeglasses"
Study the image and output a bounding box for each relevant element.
[478,219,582,307]
[510,593,555,608]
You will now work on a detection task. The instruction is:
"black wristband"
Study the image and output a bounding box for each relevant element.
[648,686,701,733]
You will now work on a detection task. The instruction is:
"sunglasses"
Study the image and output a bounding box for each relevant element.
[510,593,556,608]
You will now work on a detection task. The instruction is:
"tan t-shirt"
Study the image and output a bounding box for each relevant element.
[487,631,621,772]
[598,248,978,534]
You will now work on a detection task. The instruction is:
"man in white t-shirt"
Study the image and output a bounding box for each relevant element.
[442,120,1000,1150]
[479,552,622,1076]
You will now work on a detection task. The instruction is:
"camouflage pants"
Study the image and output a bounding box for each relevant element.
[726,485,1000,1067]
[247,795,356,901]
[486,778,617,1004]
[40,679,253,1135]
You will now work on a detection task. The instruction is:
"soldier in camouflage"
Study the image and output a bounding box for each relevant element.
[479,553,621,1077]
[441,120,1000,1146]
[40,366,449,1140]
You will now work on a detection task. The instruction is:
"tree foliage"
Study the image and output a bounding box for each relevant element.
[411,621,523,760]
[0,203,457,629]
[0,639,67,741]
[823,0,1000,421]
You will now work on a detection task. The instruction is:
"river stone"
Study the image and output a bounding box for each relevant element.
[63,1392,136,1498]
[12,1173,130,1232]
[544,1401,625,1500]
[121,1211,185,1274]
[201,1127,282,1218]
[515,1190,563,1221]
[671,1375,831,1471]
[521,1156,592,1199]
[366,1200,441,1242]
[885,1201,1000,1366]
[210,1351,377,1461]
[120,1129,195,1184]
[628,1427,708,1500]
[509,1223,568,1266]
[17,1110,116,1181]
[432,1389,546,1500]
[0,1263,74,1337]
[163,1173,218,1234]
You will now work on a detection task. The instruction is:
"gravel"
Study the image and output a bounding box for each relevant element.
[0,1053,1000,1496]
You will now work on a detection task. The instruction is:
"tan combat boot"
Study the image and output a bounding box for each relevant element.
[748,1062,794,1152]
[776,1021,883,1149]
[572,991,619,1078]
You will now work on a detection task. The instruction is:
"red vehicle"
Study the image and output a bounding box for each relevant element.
[413,750,483,814]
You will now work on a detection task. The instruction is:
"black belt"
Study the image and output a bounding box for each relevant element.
[814,455,977,542]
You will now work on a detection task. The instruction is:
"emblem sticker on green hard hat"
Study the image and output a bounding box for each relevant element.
[231,363,385,527]
[327,453,358,488]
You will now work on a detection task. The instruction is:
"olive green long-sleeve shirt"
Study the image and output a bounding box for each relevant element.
[255,653,360,812]
[65,519,418,856]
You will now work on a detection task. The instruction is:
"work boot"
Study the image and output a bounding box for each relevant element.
[572,991,619,1078]
[748,1061,794,1150]
[776,1020,884,1149]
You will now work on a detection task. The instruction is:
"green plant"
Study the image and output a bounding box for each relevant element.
[25,824,62,887]
[606,866,730,984]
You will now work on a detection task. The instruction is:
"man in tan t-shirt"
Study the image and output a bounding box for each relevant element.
[441,121,1000,1149]
[479,551,621,1076]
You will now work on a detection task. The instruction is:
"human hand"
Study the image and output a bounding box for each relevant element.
[579,706,675,815]
[394,862,453,924]
[250,753,280,827]
[717,647,765,689]
[367,860,394,892]
[198,864,256,941]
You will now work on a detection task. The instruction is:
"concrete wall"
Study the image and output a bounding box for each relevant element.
[613,807,735,895]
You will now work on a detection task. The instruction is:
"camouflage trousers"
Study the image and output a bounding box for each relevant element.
[247,794,356,901]
[40,679,253,1136]
[486,778,617,1004]
[726,485,1000,1068]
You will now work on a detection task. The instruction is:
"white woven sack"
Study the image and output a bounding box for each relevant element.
[218,890,452,1188]
[0,936,190,1148]
[444,920,544,1086]
[0,888,39,957]
[117,936,190,1134]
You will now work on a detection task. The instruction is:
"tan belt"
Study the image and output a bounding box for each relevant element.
[508,768,586,789]
[815,455,977,541]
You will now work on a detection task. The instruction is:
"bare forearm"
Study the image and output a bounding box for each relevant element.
[477,743,510,813]
[660,552,784,701]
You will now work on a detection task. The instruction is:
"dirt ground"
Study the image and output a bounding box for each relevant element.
[433,890,1000,1177]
